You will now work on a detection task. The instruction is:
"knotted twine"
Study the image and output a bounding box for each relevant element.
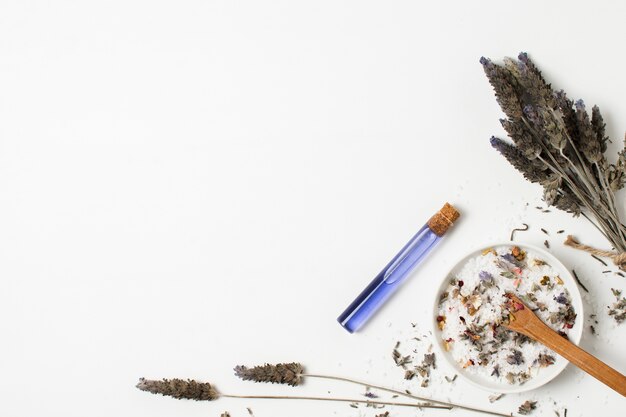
[564,235,626,270]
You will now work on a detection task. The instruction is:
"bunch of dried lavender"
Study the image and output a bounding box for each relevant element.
[482,53,626,269]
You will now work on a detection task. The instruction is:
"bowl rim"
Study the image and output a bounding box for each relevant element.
[431,241,584,394]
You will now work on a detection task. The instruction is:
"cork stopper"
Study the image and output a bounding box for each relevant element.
[427,203,460,237]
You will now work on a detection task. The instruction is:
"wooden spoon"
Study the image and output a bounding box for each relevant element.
[503,293,626,396]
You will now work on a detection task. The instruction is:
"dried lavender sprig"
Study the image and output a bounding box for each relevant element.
[233,363,513,417]
[135,378,447,410]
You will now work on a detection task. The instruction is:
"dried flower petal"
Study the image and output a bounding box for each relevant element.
[489,393,504,403]
[482,247,497,256]
[535,353,555,367]
[462,359,475,368]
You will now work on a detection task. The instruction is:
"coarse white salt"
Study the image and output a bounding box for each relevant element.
[436,245,576,385]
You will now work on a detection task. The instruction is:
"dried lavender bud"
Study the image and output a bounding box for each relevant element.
[608,162,626,192]
[555,90,579,146]
[393,349,412,367]
[517,52,556,109]
[423,353,436,369]
[445,374,458,383]
[500,118,543,160]
[553,293,568,304]
[608,288,626,324]
[535,353,555,367]
[480,57,524,119]
[136,378,219,401]
[505,372,515,384]
[522,104,569,166]
[542,175,561,206]
[518,400,537,415]
[490,137,549,184]
[506,349,524,365]
[591,105,608,154]
[552,192,582,216]
[522,104,543,132]
[575,100,603,164]
[234,363,304,386]
[363,390,378,399]
[479,271,493,281]
[539,107,567,151]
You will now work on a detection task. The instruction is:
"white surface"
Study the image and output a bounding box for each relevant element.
[1,1,625,416]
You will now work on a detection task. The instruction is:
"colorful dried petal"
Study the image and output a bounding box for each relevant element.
[482,247,496,256]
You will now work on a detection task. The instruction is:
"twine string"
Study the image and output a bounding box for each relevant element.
[564,235,626,268]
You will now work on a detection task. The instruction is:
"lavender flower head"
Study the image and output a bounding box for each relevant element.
[554,293,568,305]
[136,378,219,401]
[479,271,493,281]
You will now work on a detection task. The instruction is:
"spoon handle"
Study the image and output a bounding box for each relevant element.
[522,320,626,396]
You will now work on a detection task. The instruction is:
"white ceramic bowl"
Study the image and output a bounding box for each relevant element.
[431,242,584,393]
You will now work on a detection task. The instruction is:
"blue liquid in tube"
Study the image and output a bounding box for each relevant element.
[338,203,459,333]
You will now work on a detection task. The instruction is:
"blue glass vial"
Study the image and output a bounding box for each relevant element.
[338,203,459,333]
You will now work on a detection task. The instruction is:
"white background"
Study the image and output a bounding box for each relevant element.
[1,1,625,416]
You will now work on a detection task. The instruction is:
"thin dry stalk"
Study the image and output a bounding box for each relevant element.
[233,363,512,417]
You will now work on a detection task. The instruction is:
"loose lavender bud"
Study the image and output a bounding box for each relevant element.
[479,271,493,281]
[554,293,568,305]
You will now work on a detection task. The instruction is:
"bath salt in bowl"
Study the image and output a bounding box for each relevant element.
[432,243,584,393]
